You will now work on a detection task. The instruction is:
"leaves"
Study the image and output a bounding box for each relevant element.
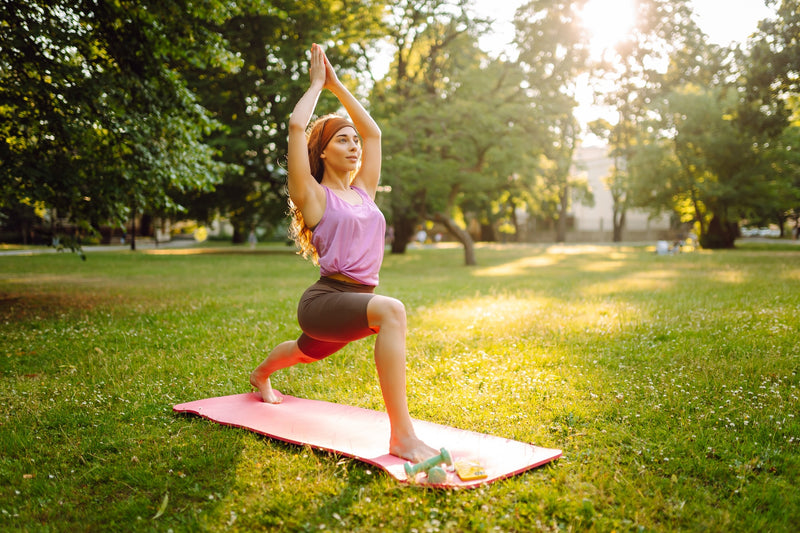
[0,0,240,230]
[179,0,389,241]
[372,1,557,254]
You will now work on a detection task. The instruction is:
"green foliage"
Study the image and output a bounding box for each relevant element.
[737,0,800,229]
[513,0,594,242]
[610,0,800,248]
[371,0,495,252]
[0,0,241,230]
[180,0,389,242]
[3,0,798,256]
[590,0,711,241]
[514,0,591,107]
[749,0,800,109]
[629,85,764,248]
[1,243,799,531]
[590,0,704,241]
[374,0,588,254]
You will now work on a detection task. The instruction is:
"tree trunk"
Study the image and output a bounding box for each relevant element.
[130,204,137,251]
[700,214,737,249]
[230,217,246,244]
[232,225,243,244]
[511,208,522,242]
[556,186,569,243]
[776,212,787,238]
[479,222,495,242]
[434,213,476,266]
[556,200,567,243]
[390,213,416,254]
[613,209,626,242]
[139,214,152,239]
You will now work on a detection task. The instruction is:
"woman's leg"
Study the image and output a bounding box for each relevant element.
[367,295,438,463]
[250,340,315,403]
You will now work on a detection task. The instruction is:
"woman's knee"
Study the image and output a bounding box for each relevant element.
[369,296,406,328]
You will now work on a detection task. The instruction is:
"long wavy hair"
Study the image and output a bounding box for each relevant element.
[288,114,356,264]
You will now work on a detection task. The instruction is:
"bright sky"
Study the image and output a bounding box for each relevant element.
[475,0,775,56]
[373,1,774,80]
[690,0,774,45]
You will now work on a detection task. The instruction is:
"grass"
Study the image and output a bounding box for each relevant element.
[1,242,798,532]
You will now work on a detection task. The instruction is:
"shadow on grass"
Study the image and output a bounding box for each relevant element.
[2,244,799,531]
[0,292,109,322]
[141,246,296,256]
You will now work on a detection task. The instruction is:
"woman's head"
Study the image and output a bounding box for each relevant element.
[307,114,358,183]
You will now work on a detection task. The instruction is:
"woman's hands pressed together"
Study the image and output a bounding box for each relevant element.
[309,43,327,89]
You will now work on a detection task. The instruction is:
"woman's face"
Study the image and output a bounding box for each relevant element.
[321,126,361,172]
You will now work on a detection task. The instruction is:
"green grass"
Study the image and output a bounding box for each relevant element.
[1,243,798,531]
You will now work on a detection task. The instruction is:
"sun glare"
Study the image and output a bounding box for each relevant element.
[580,0,635,56]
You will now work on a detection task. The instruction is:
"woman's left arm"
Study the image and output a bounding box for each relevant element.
[322,51,381,198]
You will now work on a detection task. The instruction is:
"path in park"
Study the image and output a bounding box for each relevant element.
[1,237,798,257]
[0,238,203,256]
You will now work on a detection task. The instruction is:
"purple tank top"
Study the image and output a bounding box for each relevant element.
[312,186,386,286]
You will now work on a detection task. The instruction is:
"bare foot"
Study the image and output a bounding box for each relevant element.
[389,434,440,463]
[249,373,283,404]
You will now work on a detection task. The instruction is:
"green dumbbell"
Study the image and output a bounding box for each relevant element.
[426,465,447,484]
[403,448,452,480]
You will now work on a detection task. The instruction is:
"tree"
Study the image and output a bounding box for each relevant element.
[512,0,593,243]
[371,0,543,265]
[370,0,479,257]
[739,0,800,234]
[588,117,629,241]
[0,0,240,248]
[749,0,800,103]
[629,85,767,248]
[450,59,547,245]
[588,0,705,242]
[180,0,388,243]
[742,120,800,235]
[622,0,800,248]
[430,54,545,261]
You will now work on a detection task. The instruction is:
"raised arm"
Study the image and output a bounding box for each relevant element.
[321,51,382,198]
[287,44,327,223]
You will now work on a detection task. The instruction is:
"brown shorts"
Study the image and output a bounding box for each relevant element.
[296,277,377,360]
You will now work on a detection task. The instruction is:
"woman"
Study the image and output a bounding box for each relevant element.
[249,44,438,463]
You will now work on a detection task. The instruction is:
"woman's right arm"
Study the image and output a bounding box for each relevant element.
[287,44,326,219]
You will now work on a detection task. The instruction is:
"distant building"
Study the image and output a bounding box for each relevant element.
[431,144,676,245]
[568,145,673,242]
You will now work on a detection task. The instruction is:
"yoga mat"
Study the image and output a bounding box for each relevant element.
[173,392,561,488]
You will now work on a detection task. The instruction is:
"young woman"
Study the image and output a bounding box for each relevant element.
[249,44,438,463]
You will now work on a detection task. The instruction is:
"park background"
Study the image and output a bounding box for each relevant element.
[2,0,800,531]
[2,0,799,258]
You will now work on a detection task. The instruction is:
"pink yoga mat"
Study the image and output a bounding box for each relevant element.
[173,392,561,488]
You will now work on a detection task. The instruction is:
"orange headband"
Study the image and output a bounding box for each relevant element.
[318,116,356,153]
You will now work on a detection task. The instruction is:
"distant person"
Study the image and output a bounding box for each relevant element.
[248,229,257,249]
[249,44,437,463]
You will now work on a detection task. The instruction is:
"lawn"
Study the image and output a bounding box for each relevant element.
[1,242,798,531]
